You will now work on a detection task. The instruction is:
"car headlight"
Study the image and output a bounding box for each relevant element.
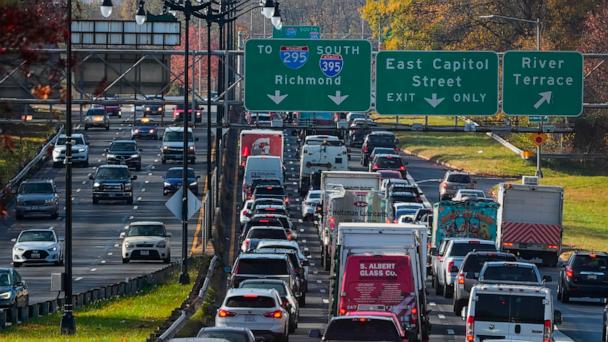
[133,129,140,134]
[189,181,197,186]
[188,146,195,151]
[124,184,132,191]
[149,129,155,133]
[163,182,171,187]
[106,154,115,159]
[156,241,167,248]
[157,107,163,112]
[14,247,24,252]
[0,292,12,299]
[93,182,101,188]
[125,242,134,249]
[130,154,139,158]
[48,246,57,252]
[146,107,151,111]
[162,146,169,150]
[77,148,86,153]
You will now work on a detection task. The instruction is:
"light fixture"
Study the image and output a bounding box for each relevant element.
[135,2,146,25]
[271,2,281,28]
[261,0,275,19]
[275,20,282,30]
[100,0,113,17]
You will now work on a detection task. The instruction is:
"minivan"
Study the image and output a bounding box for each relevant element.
[243,156,283,200]
[465,284,561,342]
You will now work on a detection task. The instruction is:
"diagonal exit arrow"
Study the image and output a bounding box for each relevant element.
[424,93,445,108]
[267,90,288,104]
[328,90,349,105]
[533,91,552,109]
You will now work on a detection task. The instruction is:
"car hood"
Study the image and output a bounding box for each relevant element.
[0,286,14,294]
[15,241,56,250]
[163,141,193,148]
[17,194,55,201]
[124,236,166,244]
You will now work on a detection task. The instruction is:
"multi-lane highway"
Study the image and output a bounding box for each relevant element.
[0,108,209,304]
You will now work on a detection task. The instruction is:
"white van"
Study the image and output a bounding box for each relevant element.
[243,156,283,200]
[465,284,561,342]
[299,143,347,193]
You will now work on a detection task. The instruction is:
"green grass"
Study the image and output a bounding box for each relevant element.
[380,117,608,252]
[1,258,210,342]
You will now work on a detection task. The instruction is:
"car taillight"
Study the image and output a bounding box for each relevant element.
[457,272,465,285]
[362,145,368,153]
[372,164,379,170]
[242,239,250,251]
[264,310,283,319]
[448,261,455,273]
[287,232,294,241]
[543,319,552,342]
[284,197,289,205]
[394,147,400,152]
[565,266,574,279]
[465,316,474,342]
[399,165,406,171]
[329,216,336,231]
[548,244,558,249]
[218,309,236,318]
[441,182,448,190]
[409,306,418,324]
[338,304,347,315]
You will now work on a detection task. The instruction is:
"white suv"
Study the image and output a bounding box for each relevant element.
[216,288,289,342]
[52,134,89,167]
[120,221,171,263]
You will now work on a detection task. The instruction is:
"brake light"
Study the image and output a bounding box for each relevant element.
[242,145,250,159]
[411,306,417,315]
[565,266,574,279]
[465,316,474,342]
[329,216,336,231]
[394,147,400,152]
[285,197,289,205]
[448,261,455,273]
[372,164,379,170]
[242,239,250,251]
[218,309,236,317]
[362,145,368,153]
[457,272,465,285]
[264,310,283,319]
[243,294,258,298]
[441,182,448,190]
[287,232,294,241]
[399,165,406,171]
[503,242,514,247]
[543,319,552,342]
[410,306,418,324]
[259,219,270,223]
[468,240,480,244]
[548,244,558,249]
[339,307,347,315]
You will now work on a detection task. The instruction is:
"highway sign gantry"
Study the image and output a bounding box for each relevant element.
[503,51,584,116]
[244,39,372,112]
[273,25,321,39]
[375,51,499,115]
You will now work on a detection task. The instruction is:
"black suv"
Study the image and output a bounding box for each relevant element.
[361,132,398,166]
[105,140,142,171]
[558,252,608,303]
[90,165,137,204]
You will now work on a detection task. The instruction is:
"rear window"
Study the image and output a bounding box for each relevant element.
[236,259,288,275]
[254,187,285,196]
[368,134,396,146]
[482,265,538,283]
[572,255,608,272]
[447,174,471,183]
[377,157,403,169]
[325,319,401,341]
[225,295,276,308]
[248,229,287,240]
[449,242,496,257]
[248,219,282,228]
[475,294,545,324]
[463,255,517,273]
[255,208,288,216]
[198,331,248,342]
[240,283,287,297]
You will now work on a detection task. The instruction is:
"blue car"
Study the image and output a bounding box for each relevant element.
[131,117,159,140]
[0,268,28,309]
[163,167,199,196]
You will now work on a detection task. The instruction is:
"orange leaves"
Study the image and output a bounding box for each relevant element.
[31,84,52,100]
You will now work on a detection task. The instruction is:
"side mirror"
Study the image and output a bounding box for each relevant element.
[131,175,138,180]
[165,232,172,238]
[554,310,562,325]
[119,232,126,239]
[543,275,552,283]
[88,174,94,180]
[104,148,109,152]
[139,148,143,152]
[430,247,438,256]
[309,329,323,338]
[302,259,310,266]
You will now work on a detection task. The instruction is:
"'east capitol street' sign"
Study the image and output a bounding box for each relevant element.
[244,39,372,112]
[375,51,499,115]
[503,51,584,116]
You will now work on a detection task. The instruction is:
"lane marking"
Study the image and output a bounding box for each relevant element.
[114,244,119,248]
[107,252,113,256]
[447,329,454,335]
[429,302,436,306]
[90,268,97,272]
[322,299,329,304]
[438,314,446,319]
[100,260,106,264]
[75,277,83,281]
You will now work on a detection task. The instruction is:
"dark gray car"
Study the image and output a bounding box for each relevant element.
[452,251,516,315]
[15,180,59,219]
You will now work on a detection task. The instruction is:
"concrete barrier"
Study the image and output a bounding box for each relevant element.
[7,307,17,325]
[28,304,38,319]
[0,309,6,329]
[48,300,58,314]
[18,306,28,323]
[40,301,49,316]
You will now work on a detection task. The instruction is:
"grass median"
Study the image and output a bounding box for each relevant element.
[1,257,210,342]
[374,115,608,252]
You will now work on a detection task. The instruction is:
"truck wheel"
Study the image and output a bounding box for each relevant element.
[434,276,443,296]
[453,297,464,315]
[559,282,570,303]
[443,282,453,298]
[298,293,306,307]
[161,158,166,164]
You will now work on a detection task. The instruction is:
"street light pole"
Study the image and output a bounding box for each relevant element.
[60,0,76,333]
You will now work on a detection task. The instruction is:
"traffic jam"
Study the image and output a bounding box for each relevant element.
[206,110,608,342]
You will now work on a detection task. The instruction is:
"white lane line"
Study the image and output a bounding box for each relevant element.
[90,268,97,272]
[429,302,436,306]
[124,225,129,229]
[299,229,305,233]
[148,173,153,176]
[107,252,113,256]
[447,329,454,335]
[302,240,307,243]
[76,189,81,193]
[298,219,303,223]
[137,196,142,201]
[320,289,326,293]
[82,181,86,185]
[145,180,150,184]
[133,206,138,210]
[100,260,106,264]
[129,215,134,220]
[438,314,446,319]
[75,277,83,281]
[141,188,146,192]
[322,299,329,304]
[114,244,119,248]
[154,159,159,163]
[317,280,322,284]
[310,262,316,267]
[304,247,309,251]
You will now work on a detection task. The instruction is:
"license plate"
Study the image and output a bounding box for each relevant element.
[140,250,149,256]
[31,253,40,259]
[588,275,597,280]
[358,304,385,311]
[245,315,256,322]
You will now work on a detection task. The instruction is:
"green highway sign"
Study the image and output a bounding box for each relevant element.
[503,51,584,116]
[272,25,321,39]
[244,39,372,112]
[375,51,498,115]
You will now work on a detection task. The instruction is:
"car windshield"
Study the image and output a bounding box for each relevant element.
[225,295,275,308]
[475,294,545,324]
[255,208,288,216]
[0,272,10,286]
[19,231,54,242]
[447,174,471,183]
[110,142,137,152]
[241,283,287,297]
[373,148,395,155]
[572,255,608,272]
[379,171,401,179]
[390,193,417,202]
[198,331,248,342]
[377,157,403,168]
[324,318,401,341]
[164,131,193,142]
[86,109,105,116]
[395,209,417,217]
[248,229,287,240]
[166,169,195,178]
[236,259,288,275]
[450,243,495,257]
[308,192,321,200]
[19,182,53,194]
[127,225,165,237]
[482,266,538,283]
[463,255,517,273]
[56,136,85,145]
[368,134,395,146]
[96,167,130,180]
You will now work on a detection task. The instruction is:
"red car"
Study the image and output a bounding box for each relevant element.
[173,103,202,123]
